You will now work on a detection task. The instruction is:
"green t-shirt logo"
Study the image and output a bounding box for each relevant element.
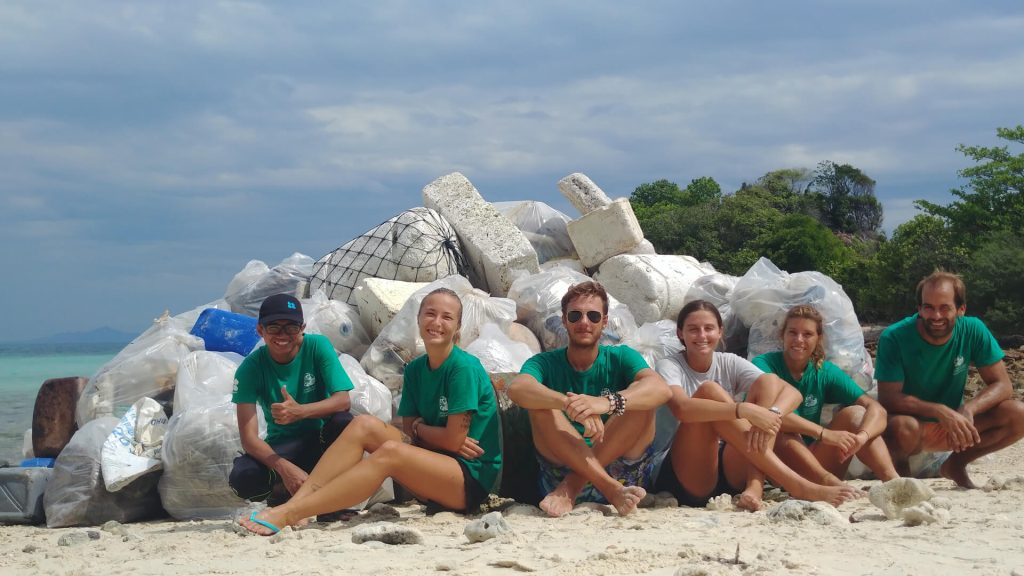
[439,396,448,416]
[302,372,316,393]
[953,355,967,376]
[803,394,819,409]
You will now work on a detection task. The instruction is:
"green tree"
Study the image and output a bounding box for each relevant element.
[684,176,722,205]
[916,125,1024,248]
[861,215,967,319]
[712,187,787,274]
[808,161,883,237]
[758,214,850,276]
[964,230,1024,336]
[630,179,685,208]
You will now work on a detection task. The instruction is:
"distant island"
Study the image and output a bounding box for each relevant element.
[29,326,137,345]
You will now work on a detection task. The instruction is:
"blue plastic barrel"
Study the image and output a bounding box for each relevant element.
[190,308,261,356]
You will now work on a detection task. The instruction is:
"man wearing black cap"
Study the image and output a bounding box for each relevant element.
[229,293,355,503]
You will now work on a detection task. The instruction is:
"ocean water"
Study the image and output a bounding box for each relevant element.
[0,343,121,464]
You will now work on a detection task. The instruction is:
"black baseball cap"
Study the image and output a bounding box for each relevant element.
[258,294,304,325]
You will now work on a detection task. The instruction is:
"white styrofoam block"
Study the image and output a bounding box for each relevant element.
[557,172,612,215]
[595,254,717,325]
[630,239,658,255]
[566,198,645,269]
[422,172,539,296]
[353,277,429,339]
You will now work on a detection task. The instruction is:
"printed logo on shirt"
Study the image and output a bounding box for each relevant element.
[232,379,239,394]
[303,372,316,393]
[953,355,967,376]
[803,394,819,409]
[439,396,449,417]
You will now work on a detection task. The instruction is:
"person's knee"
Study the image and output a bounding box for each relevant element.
[886,416,920,452]
[368,439,406,469]
[995,399,1024,436]
[693,381,729,401]
[833,405,867,430]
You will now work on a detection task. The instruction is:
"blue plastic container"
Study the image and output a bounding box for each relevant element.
[190,308,261,356]
[19,458,56,468]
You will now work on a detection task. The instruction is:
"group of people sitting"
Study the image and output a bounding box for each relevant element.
[234,270,1024,535]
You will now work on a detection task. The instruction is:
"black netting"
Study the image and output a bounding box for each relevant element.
[309,207,470,306]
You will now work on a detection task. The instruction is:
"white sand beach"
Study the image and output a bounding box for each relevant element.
[2,441,1022,576]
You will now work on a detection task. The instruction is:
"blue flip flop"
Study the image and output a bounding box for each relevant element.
[248,510,282,535]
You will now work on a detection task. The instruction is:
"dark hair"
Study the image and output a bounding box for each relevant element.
[561,281,609,315]
[916,269,966,309]
[676,300,723,330]
[782,305,826,369]
[418,287,463,326]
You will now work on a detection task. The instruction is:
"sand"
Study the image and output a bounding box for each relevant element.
[2,442,1023,576]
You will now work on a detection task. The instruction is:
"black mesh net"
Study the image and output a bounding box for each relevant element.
[309,207,469,306]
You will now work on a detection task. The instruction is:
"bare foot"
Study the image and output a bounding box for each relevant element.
[940,458,977,489]
[539,480,579,517]
[795,482,864,507]
[607,485,646,516]
[239,508,291,536]
[736,490,763,512]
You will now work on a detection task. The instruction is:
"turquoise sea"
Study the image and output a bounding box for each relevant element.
[0,343,122,464]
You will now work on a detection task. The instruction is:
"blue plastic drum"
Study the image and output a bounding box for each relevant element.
[190,308,261,356]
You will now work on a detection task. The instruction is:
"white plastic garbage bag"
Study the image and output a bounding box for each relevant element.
[44,418,164,527]
[173,351,243,414]
[158,402,246,519]
[225,253,314,316]
[77,313,204,426]
[465,323,534,374]
[621,320,683,368]
[101,398,168,492]
[303,289,371,358]
[339,354,393,423]
[493,200,577,264]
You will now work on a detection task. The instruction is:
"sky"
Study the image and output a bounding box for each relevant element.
[1,1,1022,341]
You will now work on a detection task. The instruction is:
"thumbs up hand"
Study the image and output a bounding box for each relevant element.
[271,385,304,425]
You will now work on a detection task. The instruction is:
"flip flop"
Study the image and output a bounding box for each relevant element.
[247,510,282,535]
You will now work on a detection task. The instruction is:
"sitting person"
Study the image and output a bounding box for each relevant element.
[507,281,672,517]
[230,293,355,504]
[241,288,502,534]
[876,270,1024,488]
[655,300,862,510]
[754,305,898,484]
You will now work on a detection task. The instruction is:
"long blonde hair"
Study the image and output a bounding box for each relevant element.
[781,305,826,369]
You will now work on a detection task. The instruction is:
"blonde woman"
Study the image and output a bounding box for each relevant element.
[753,305,897,483]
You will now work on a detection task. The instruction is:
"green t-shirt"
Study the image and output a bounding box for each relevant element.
[753,351,864,430]
[874,314,1003,411]
[397,346,503,493]
[520,345,650,442]
[232,334,354,443]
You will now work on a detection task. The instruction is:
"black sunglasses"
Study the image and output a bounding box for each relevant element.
[263,323,302,335]
[566,310,603,324]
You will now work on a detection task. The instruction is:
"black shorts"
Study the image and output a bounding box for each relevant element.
[424,452,490,515]
[654,442,738,507]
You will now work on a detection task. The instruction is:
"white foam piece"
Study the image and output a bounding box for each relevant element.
[557,172,613,214]
[353,277,429,340]
[596,254,717,325]
[422,172,539,296]
[567,198,645,269]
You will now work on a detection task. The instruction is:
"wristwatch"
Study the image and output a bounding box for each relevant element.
[769,406,782,415]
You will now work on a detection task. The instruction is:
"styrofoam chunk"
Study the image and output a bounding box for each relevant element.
[557,172,612,214]
[596,254,717,325]
[422,172,539,295]
[353,278,430,340]
[566,199,645,268]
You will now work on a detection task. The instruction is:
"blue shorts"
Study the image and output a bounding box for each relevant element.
[537,444,657,504]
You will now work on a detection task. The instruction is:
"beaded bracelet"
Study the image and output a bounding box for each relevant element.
[612,393,626,416]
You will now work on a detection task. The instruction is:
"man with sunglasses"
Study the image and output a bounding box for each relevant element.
[229,293,355,504]
[509,281,672,517]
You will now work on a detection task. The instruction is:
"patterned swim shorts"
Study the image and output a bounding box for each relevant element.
[536,444,657,504]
